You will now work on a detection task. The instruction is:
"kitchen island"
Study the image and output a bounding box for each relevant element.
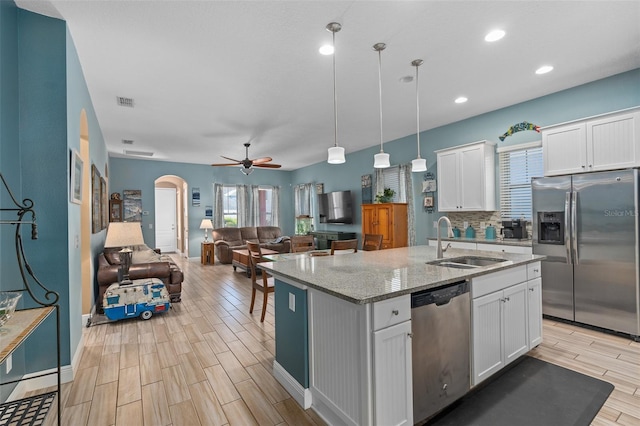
[259,245,544,426]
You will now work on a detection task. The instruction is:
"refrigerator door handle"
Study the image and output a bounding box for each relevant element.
[565,192,572,264]
[571,191,579,265]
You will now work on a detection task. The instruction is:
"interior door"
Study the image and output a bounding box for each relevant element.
[155,187,177,253]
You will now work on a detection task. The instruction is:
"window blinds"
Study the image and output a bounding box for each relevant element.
[499,146,543,220]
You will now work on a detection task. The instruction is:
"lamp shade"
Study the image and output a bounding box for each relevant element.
[327,146,345,164]
[374,152,390,168]
[411,157,427,172]
[200,219,213,230]
[104,222,145,248]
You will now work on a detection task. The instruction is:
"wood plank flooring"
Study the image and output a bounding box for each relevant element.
[21,255,640,425]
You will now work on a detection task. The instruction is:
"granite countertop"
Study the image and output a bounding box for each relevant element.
[258,245,544,305]
[427,237,533,247]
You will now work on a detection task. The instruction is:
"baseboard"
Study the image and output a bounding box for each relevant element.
[7,365,74,401]
[273,361,312,409]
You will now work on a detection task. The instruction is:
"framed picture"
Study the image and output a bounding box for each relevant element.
[192,187,201,206]
[316,183,324,194]
[424,195,434,208]
[91,164,101,233]
[70,150,83,204]
[100,177,108,230]
[123,189,142,222]
[110,199,123,222]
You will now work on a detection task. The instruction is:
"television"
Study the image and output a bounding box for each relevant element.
[318,190,353,224]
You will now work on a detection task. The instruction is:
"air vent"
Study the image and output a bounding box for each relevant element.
[124,150,154,157]
[122,139,134,145]
[116,96,135,108]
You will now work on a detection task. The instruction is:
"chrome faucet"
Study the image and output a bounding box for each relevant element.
[436,216,453,259]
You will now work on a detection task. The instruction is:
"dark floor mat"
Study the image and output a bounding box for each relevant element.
[427,356,614,426]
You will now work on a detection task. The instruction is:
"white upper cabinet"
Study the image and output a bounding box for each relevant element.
[436,140,496,212]
[543,109,640,176]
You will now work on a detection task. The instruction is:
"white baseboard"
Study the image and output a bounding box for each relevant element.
[273,361,312,409]
[8,365,74,401]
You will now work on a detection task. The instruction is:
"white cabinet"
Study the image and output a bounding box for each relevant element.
[471,265,538,386]
[373,321,413,426]
[476,243,533,255]
[543,109,640,176]
[436,141,496,211]
[428,239,476,250]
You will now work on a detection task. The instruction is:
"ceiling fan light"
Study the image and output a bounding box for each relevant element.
[240,167,253,175]
[327,146,345,164]
[412,157,427,172]
[374,152,390,168]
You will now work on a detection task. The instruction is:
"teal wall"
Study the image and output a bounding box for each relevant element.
[0,2,107,401]
[274,279,308,388]
[108,158,294,256]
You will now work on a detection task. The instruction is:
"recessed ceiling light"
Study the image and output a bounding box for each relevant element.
[319,44,334,55]
[399,76,414,83]
[455,97,468,104]
[485,29,505,42]
[536,65,554,75]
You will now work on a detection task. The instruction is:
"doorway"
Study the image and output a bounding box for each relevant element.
[154,175,187,256]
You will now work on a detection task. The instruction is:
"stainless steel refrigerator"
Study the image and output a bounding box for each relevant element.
[532,169,640,338]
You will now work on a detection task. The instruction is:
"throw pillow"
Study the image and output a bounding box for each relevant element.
[131,248,162,264]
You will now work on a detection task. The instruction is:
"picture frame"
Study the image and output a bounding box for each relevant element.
[70,150,83,204]
[424,195,434,208]
[91,164,101,233]
[192,187,201,206]
[316,183,324,194]
[110,199,123,222]
[123,189,142,222]
[100,177,108,230]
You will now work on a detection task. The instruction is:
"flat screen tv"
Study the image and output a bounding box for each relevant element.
[318,190,353,224]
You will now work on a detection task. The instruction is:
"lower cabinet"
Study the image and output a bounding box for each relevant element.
[373,320,413,426]
[471,263,541,387]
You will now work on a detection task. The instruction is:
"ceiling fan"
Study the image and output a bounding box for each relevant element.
[211,142,281,175]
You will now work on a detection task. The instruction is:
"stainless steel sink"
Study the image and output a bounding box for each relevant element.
[427,256,508,269]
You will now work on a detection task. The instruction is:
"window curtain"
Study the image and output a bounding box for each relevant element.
[250,185,260,227]
[374,169,384,200]
[294,183,314,217]
[213,183,224,228]
[236,184,250,227]
[271,186,280,227]
[400,163,416,246]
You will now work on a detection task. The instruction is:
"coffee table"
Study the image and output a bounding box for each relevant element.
[232,248,279,277]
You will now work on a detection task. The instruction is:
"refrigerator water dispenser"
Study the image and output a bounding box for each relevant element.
[538,211,564,244]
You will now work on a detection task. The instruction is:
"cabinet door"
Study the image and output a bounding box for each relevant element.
[459,144,484,210]
[437,151,460,211]
[588,111,640,171]
[361,205,375,235]
[527,278,543,348]
[543,123,587,176]
[373,321,413,426]
[502,282,529,365]
[472,291,503,386]
[375,205,393,247]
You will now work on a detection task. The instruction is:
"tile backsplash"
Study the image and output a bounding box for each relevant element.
[446,211,532,240]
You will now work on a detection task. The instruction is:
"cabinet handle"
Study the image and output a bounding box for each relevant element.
[505,297,510,302]
[533,268,539,273]
[407,333,413,338]
[392,309,399,316]
[529,288,535,292]
[582,165,586,168]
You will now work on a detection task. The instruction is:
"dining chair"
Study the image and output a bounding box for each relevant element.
[247,241,274,322]
[362,234,384,251]
[330,239,358,255]
[291,235,315,253]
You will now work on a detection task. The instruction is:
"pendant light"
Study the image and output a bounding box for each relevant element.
[373,43,390,168]
[411,59,427,172]
[326,22,346,164]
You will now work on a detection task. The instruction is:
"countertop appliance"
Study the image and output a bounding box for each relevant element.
[411,280,470,423]
[502,219,527,239]
[532,169,640,338]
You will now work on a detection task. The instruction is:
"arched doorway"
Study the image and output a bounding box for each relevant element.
[155,175,188,257]
[79,110,92,315]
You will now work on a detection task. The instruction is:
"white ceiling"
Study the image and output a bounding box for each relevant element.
[15,1,640,171]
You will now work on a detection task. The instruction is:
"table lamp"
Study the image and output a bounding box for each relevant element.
[104,222,145,284]
[200,219,213,241]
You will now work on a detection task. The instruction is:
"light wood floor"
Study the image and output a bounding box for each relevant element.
[23,255,640,425]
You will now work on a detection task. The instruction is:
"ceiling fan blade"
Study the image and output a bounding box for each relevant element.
[254,163,282,169]
[211,162,241,166]
[251,157,273,165]
[221,155,243,163]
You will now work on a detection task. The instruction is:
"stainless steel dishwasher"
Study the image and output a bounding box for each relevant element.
[411,280,470,424]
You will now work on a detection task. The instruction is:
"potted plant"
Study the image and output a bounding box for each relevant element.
[375,188,395,203]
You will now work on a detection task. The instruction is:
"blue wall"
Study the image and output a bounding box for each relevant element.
[0,3,107,401]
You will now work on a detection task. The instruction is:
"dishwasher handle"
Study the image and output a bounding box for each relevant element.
[411,280,469,308]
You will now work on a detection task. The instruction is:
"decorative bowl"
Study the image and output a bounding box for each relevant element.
[0,292,22,328]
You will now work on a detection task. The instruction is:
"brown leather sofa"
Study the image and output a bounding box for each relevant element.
[97,247,184,312]
[212,226,290,264]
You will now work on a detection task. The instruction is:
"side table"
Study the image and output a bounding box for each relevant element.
[201,241,214,265]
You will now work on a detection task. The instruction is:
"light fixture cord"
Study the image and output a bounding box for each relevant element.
[332,29,338,148]
[415,62,421,159]
[377,47,384,153]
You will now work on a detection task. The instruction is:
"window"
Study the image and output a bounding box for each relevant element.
[256,186,273,226]
[379,166,406,202]
[222,186,237,227]
[499,143,543,220]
